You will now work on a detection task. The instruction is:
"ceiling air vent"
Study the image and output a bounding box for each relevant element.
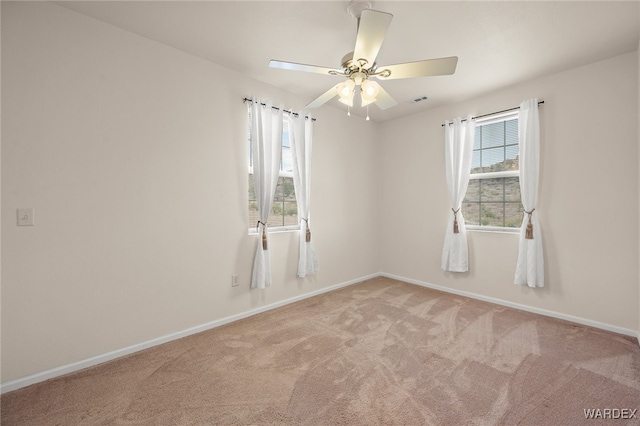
[410,96,428,104]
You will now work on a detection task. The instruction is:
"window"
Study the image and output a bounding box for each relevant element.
[247,110,298,231]
[462,112,522,230]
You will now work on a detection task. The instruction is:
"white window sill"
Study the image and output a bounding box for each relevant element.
[248,226,300,235]
[466,226,520,234]
[469,170,519,180]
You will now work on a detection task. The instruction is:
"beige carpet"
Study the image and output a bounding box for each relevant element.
[2,277,640,425]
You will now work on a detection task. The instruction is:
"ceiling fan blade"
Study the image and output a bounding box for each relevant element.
[375,56,458,80]
[374,84,397,110]
[269,60,344,76]
[352,9,393,68]
[306,84,340,108]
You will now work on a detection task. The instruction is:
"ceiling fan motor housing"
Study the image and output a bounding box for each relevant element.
[341,52,376,79]
[340,52,355,69]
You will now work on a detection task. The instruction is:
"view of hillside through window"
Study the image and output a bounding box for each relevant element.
[247,110,298,229]
[248,175,298,227]
[247,110,521,230]
[463,116,523,228]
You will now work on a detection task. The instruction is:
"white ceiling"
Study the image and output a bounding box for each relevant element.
[55,1,639,122]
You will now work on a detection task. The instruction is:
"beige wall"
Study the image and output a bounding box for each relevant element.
[379,51,639,332]
[2,1,639,388]
[1,2,380,383]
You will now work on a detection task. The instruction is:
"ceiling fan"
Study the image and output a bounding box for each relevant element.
[269,1,458,112]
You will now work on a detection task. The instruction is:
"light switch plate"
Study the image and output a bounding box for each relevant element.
[17,208,35,226]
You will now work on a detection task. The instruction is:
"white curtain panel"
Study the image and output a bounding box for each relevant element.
[290,113,319,277]
[515,98,544,287]
[250,98,283,289]
[441,116,475,272]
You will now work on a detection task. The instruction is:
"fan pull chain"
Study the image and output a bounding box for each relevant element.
[347,106,351,117]
[366,105,370,121]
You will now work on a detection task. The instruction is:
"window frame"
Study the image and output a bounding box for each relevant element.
[464,111,521,233]
[247,112,299,234]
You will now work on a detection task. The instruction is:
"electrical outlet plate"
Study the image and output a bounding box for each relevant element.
[17,208,35,226]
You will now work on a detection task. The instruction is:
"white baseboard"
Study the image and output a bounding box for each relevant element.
[380,272,639,340]
[0,273,377,394]
[4,271,636,394]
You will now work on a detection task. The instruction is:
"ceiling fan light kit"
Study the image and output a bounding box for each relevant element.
[336,80,355,107]
[361,80,380,103]
[268,2,458,118]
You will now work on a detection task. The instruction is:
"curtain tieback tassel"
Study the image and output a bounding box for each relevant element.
[302,218,311,242]
[452,208,460,234]
[524,209,535,240]
[257,221,268,250]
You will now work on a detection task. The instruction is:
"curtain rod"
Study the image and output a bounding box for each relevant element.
[441,100,545,127]
[243,98,316,121]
